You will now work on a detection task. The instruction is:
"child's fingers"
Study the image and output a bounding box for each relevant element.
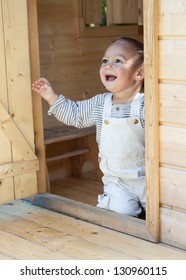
[32,78,51,90]
[38,78,51,86]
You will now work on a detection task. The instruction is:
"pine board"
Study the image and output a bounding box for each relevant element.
[0,200,186,260]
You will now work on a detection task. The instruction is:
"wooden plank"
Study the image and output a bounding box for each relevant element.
[50,176,102,205]
[31,193,153,242]
[159,39,186,82]
[0,211,132,260]
[0,102,37,161]
[37,0,74,35]
[109,0,138,24]
[159,0,186,36]
[0,0,14,203]
[46,148,90,164]
[160,207,186,250]
[84,0,102,25]
[77,25,139,38]
[0,178,14,205]
[0,159,39,179]
[160,167,186,211]
[44,126,96,144]
[1,200,186,259]
[159,83,186,126]
[160,125,186,169]
[0,229,68,260]
[138,0,143,25]
[28,0,47,193]
[14,173,37,200]
[143,0,159,241]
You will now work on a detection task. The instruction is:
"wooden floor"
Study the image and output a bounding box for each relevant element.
[50,172,102,206]
[0,199,186,260]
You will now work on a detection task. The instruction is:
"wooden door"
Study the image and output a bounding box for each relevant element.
[0,0,46,203]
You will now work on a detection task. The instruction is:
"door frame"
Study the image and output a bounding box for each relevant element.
[31,0,159,242]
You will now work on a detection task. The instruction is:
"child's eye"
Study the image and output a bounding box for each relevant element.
[102,58,108,64]
[115,58,123,63]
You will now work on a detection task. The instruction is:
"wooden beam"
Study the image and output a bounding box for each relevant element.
[143,0,160,241]
[0,159,39,179]
[46,148,90,164]
[31,193,154,242]
[28,0,47,193]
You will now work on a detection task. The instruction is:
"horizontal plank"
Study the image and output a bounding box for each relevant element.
[78,25,140,38]
[159,0,186,36]
[160,125,186,168]
[50,175,102,205]
[0,228,68,260]
[39,35,111,56]
[40,61,101,83]
[0,211,131,260]
[159,83,186,126]
[0,159,39,179]
[31,193,154,242]
[46,148,90,164]
[160,207,186,250]
[160,167,186,210]
[44,125,96,144]
[37,1,74,35]
[159,39,186,81]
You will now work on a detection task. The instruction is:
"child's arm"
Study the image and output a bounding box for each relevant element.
[32,78,59,106]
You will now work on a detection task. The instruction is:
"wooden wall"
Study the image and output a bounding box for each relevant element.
[37,0,142,128]
[37,0,142,180]
[158,0,186,249]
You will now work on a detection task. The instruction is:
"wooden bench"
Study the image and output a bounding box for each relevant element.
[44,125,98,191]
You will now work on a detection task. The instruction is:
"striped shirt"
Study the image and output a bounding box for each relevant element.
[48,92,145,146]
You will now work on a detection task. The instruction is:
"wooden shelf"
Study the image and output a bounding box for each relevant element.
[46,148,90,164]
[44,125,96,145]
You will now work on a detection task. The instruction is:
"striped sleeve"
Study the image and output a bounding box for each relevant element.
[139,94,145,128]
[48,93,106,128]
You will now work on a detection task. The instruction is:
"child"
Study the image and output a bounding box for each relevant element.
[32,37,145,217]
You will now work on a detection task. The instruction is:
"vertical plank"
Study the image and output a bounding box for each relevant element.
[0,0,14,203]
[108,0,138,25]
[143,0,159,241]
[138,0,143,25]
[84,0,102,26]
[2,0,37,199]
[28,0,47,193]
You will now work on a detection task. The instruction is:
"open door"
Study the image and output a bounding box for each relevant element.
[0,0,46,203]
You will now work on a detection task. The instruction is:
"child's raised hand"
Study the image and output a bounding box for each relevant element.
[32,78,59,106]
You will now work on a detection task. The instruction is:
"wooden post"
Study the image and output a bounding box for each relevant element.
[143,0,160,242]
[28,0,47,193]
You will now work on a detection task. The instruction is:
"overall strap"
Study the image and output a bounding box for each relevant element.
[130,93,144,120]
[103,93,113,117]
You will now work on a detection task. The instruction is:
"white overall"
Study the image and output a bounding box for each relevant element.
[97,92,146,216]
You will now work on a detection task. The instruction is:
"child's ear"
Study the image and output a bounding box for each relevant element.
[136,66,144,81]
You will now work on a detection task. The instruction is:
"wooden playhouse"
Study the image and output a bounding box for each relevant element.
[0,0,186,259]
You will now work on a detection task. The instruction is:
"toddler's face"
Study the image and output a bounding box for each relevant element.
[99,41,142,95]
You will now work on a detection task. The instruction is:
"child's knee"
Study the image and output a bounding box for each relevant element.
[109,197,141,216]
[97,193,142,216]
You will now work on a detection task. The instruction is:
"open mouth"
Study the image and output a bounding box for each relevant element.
[105,75,117,81]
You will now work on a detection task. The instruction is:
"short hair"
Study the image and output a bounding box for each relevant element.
[112,37,144,91]
[112,36,144,66]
